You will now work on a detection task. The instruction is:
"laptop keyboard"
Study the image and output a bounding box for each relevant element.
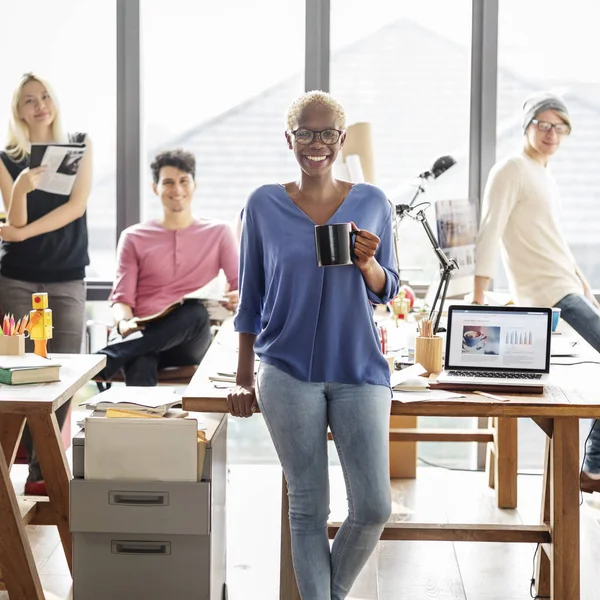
[447,371,542,380]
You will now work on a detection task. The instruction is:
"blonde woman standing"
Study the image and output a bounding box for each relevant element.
[0,73,92,495]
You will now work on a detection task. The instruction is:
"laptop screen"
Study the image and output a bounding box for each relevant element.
[445,306,551,373]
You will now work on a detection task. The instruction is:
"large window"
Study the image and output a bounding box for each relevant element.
[0,0,117,280]
[496,0,600,287]
[331,0,473,288]
[141,0,305,227]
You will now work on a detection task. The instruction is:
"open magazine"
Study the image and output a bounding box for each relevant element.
[30,142,86,195]
[135,278,232,325]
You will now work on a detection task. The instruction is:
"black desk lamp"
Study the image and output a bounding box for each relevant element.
[394,155,459,334]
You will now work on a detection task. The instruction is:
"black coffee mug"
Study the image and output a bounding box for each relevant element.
[314,223,359,267]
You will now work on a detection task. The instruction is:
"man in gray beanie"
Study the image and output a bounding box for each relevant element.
[521,91,572,135]
[474,92,600,494]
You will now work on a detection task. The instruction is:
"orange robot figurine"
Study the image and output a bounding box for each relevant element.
[27,293,53,358]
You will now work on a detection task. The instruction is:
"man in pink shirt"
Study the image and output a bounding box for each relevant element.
[97,149,239,385]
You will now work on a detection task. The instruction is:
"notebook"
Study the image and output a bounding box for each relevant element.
[434,305,551,393]
[83,386,182,415]
[0,354,61,385]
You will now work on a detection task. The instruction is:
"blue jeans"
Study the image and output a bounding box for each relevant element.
[554,293,600,473]
[256,362,392,600]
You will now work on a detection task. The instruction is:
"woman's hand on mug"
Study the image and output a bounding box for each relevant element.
[14,166,47,194]
[351,222,380,269]
[227,384,258,418]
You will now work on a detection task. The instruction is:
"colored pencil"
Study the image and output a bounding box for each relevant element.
[18,314,29,334]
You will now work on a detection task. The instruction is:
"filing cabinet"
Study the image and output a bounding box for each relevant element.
[70,413,228,600]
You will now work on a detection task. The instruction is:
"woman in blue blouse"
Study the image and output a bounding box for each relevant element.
[228,91,399,600]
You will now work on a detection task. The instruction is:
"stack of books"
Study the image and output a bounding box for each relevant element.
[0,354,61,385]
[83,386,183,416]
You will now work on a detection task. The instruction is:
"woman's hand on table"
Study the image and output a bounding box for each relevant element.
[227,384,258,418]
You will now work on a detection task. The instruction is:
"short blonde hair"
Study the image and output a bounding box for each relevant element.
[286,90,346,131]
[6,73,65,161]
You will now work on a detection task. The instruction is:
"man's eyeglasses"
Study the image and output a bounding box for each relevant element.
[290,128,344,145]
[531,119,571,135]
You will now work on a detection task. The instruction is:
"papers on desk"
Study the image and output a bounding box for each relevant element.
[551,336,580,357]
[390,363,427,391]
[390,363,465,401]
[209,364,259,388]
[393,390,465,403]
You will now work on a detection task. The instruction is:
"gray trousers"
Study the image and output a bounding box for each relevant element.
[0,275,86,481]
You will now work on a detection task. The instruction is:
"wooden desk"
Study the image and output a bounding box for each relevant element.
[0,353,105,600]
[183,326,595,600]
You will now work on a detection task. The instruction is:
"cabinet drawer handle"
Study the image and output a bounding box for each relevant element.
[109,491,169,506]
[112,541,171,555]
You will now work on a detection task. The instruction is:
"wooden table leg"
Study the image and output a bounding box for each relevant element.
[0,444,45,599]
[280,471,301,600]
[389,416,417,478]
[485,417,496,489]
[0,414,26,470]
[535,429,551,597]
[550,417,580,599]
[27,412,73,574]
[494,417,518,508]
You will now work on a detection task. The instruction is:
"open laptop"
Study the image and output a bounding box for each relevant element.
[435,305,551,391]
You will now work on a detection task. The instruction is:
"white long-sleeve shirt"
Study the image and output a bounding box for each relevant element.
[475,152,582,307]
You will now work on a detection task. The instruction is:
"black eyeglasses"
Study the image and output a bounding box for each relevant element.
[290,128,344,145]
[531,119,571,135]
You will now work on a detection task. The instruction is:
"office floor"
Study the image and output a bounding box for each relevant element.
[4,384,600,600]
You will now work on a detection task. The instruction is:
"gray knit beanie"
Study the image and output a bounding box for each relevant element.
[522,92,571,134]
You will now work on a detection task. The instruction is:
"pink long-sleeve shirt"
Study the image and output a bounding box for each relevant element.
[110,219,239,318]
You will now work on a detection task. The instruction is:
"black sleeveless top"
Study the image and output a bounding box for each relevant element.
[0,132,89,283]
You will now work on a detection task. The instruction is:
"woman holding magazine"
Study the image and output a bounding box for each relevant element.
[228,91,399,599]
[0,72,92,495]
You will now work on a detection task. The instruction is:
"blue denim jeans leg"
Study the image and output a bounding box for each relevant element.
[554,293,600,473]
[256,362,392,600]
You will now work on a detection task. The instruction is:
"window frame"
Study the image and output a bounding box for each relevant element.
[92,0,507,300]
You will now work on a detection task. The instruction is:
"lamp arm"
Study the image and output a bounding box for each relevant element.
[412,209,459,334]
[413,210,456,271]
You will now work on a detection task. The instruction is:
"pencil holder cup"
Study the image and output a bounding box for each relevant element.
[384,354,395,373]
[414,336,443,375]
[0,334,25,356]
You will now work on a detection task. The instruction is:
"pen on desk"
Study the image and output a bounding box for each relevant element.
[473,390,511,402]
[213,382,235,389]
